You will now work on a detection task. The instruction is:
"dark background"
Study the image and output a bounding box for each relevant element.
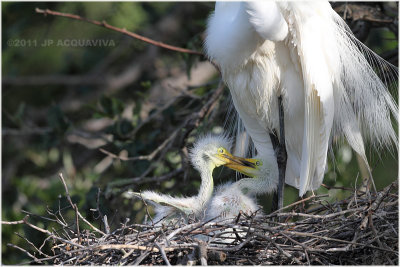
[2,2,398,264]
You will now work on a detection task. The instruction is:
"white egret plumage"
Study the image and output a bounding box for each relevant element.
[206,151,278,221]
[205,2,398,201]
[124,134,258,224]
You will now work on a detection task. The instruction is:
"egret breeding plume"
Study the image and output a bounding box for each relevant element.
[206,152,277,221]
[205,2,398,204]
[124,134,258,224]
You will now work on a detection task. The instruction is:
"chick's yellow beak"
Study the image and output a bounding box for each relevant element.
[217,151,260,178]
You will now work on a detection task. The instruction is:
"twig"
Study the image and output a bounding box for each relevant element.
[360,182,394,230]
[256,233,302,264]
[22,217,85,249]
[100,129,177,162]
[90,243,174,253]
[35,8,203,56]
[208,235,253,252]
[7,243,43,263]
[280,232,311,265]
[15,232,51,258]
[321,183,354,191]
[275,207,364,219]
[132,251,151,265]
[137,194,155,226]
[282,230,396,253]
[368,213,394,264]
[167,221,206,241]
[1,218,26,225]
[58,173,106,236]
[197,240,208,266]
[269,193,329,215]
[155,242,172,266]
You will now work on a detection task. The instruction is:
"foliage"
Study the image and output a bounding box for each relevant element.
[1,2,398,264]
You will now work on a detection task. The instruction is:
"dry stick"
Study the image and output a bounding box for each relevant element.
[197,240,208,266]
[321,183,354,191]
[367,213,394,264]
[45,207,68,227]
[94,188,109,234]
[155,242,172,266]
[39,236,53,253]
[167,221,206,241]
[57,197,68,226]
[94,243,174,253]
[103,215,110,235]
[7,243,43,263]
[243,211,257,240]
[360,183,393,230]
[232,211,244,242]
[255,233,302,265]
[100,128,178,162]
[208,235,253,252]
[268,194,329,216]
[280,232,311,265]
[275,207,365,219]
[58,173,106,236]
[22,217,85,249]
[21,209,60,223]
[35,8,203,56]
[132,251,151,265]
[74,204,81,244]
[120,248,137,260]
[282,230,396,253]
[137,195,155,226]
[15,232,51,258]
[1,218,26,225]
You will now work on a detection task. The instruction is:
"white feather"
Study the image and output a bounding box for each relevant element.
[124,134,233,224]
[205,1,398,196]
[206,153,278,221]
[245,1,288,41]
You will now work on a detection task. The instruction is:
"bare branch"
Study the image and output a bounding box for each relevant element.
[35,8,203,56]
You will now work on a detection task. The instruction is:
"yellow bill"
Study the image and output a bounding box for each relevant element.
[216,150,261,178]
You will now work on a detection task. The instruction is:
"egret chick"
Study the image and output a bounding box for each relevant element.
[206,151,278,221]
[124,134,256,225]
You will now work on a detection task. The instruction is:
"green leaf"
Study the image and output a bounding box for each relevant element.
[100,95,124,118]
[47,105,70,135]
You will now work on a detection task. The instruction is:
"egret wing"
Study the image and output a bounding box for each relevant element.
[245,1,288,41]
[128,191,194,214]
[282,3,335,196]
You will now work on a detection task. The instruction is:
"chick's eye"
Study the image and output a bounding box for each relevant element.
[256,161,261,166]
[218,148,224,153]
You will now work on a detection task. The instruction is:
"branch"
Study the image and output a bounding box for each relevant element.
[2,218,26,225]
[35,8,203,56]
[58,173,106,236]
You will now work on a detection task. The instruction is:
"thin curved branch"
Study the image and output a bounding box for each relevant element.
[35,8,203,56]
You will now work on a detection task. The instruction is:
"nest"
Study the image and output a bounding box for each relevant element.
[6,175,398,265]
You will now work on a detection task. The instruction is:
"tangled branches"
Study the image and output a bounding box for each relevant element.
[3,176,398,265]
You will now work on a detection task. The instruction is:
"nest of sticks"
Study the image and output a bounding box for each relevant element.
[6,175,398,265]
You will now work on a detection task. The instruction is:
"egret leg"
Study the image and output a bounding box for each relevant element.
[271,96,287,212]
[277,96,287,210]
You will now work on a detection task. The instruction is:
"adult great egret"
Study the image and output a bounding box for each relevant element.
[205,2,398,204]
[124,134,258,224]
[206,153,277,221]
